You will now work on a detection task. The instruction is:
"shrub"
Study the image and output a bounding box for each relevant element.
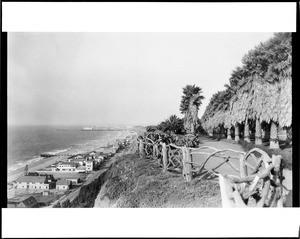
[69,174,104,208]
[173,134,200,147]
[53,202,61,208]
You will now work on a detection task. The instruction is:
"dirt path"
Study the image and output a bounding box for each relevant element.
[193,136,292,205]
[191,136,246,176]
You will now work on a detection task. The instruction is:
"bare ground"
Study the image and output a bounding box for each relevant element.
[94,153,222,208]
[93,135,292,208]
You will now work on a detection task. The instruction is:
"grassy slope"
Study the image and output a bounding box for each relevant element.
[95,153,221,208]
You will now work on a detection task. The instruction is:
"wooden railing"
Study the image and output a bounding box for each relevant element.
[136,136,285,207]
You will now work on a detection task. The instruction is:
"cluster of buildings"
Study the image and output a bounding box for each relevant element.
[8,141,126,208]
[38,151,108,174]
[8,196,39,208]
[12,151,111,193]
[13,174,75,191]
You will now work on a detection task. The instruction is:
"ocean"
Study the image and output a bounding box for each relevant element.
[7,125,123,173]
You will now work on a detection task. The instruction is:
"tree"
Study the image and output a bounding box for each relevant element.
[201,88,234,138]
[248,33,292,148]
[158,115,184,134]
[180,85,205,135]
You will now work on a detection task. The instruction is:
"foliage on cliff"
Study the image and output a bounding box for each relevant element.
[94,153,221,208]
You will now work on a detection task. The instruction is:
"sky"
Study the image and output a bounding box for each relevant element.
[8,32,274,127]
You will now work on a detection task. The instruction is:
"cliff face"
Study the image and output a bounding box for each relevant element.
[94,152,222,208]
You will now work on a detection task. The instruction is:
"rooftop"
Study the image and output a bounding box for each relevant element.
[76,166,86,170]
[16,175,47,183]
[8,196,38,207]
[56,179,70,186]
[58,162,77,166]
[72,158,85,162]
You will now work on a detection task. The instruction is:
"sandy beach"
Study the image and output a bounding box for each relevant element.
[7,130,131,183]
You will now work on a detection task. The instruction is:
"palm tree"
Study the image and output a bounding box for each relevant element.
[257,33,291,148]
[201,89,233,139]
[180,85,205,135]
[266,33,292,148]
[158,115,184,135]
[201,33,291,148]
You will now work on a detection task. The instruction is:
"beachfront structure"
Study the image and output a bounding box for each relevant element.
[7,196,39,208]
[87,156,93,160]
[45,174,55,183]
[44,166,59,172]
[27,172,39,176]
[7,185,15,199]
[67,154,84,162]
[43,190,50,196]
[95,155,105,163]
[57,162,78,172]
[56,180,71,190]
[89,152,97,159]
[65,178,80,185]
[14,176,51,190]
[75,166,86,173]
[74,155,84,159]
[72,158,86,166]
[86,160,94,172]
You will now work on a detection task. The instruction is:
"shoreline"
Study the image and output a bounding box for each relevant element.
[7,130,132,183]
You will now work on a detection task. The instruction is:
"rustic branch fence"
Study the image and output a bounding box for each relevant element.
[137,136,285,207]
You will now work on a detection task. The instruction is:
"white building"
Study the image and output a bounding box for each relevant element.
[95,155,105,163]
[75,166,86,173]
[14,176,50,190]
[45,166,59,172]
[65,178,80,185]
[73,155,84,160]
[86,160,94,172]
[57,162,78,172]
[72,158,86,166]
[56,180,71,190]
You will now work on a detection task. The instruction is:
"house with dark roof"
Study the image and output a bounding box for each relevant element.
[56,179,71,190]
[7,196,39,208]
[14,175,51,190]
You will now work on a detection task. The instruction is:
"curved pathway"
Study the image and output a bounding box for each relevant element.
[191,136,247,176]
[192,136,292,206]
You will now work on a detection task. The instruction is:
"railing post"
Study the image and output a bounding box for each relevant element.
[139,139,145,158]
[219,174,235,207]
[153,144,158,159]
[136,139,139,154]
[271,155,283,207]
[185,147,192,182]
[162,143,168,171]
[181,147,186,178]
[239,154,247,190]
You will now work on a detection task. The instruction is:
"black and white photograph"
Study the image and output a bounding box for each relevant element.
[6,32,293,208]
[1,2,299,238]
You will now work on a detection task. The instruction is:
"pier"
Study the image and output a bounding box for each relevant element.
[40,153,77,158]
